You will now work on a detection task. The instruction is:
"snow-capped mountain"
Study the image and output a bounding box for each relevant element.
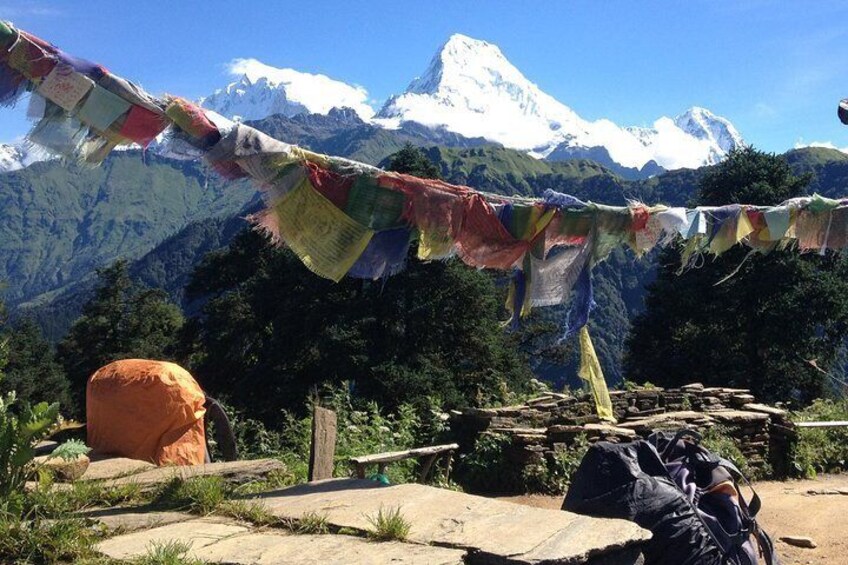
[0,142,48,173]
[201,59,374,122]
[376,34,742,171]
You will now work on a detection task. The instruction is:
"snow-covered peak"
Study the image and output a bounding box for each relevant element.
[674,106,744,155]
[0,142,49,173]
[201,59,375,122]
[377,34,743,171]
[377,33,584,151]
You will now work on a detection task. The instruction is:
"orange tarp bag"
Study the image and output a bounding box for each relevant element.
[86,359,207,466]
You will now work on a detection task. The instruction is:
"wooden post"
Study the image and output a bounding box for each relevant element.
[308,406,337,482]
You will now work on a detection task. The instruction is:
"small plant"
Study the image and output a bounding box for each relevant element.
[294,511,330,535]
[702,426,769,480]
[365,506,411,542]
[0,512,103,564]
[216,500,278,527]
[791,398,848,478]
[153,476,229,515]
[135,540,204,565]
[27,480,145,517]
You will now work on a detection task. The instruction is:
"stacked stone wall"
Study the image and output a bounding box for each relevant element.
[451,383,795,479]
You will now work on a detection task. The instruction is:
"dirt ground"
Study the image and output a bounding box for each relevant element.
[499,474,848,565]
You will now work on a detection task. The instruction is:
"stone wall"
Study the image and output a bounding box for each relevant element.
[450,383,796,479]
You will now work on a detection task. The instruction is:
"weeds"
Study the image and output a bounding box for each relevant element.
[153,476,228,515]
[0,512,104,564]
[294,511,330,535]
[792,398,848,478]
[134,540,205,565]
[216,500,278,527]
[365,506,411,542]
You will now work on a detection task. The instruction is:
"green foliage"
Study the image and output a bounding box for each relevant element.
[0,512,103,564]
[457,433,519,493]
[0,391,60,503]
[701,426,769,481]
[25,481,145,517]
[0,317,71,409]
[216,500,279,527]
[365,506,411,541]
[49,438,91,461]
[183,227,530,422]
[0,153,254,310]
[384,142,442,179]
[791,398,848,478]
[135,540,205,565]
[58,260,184,412]
[294,511,330,535]
[458,432,590,494]
[626,147,848,405]
[153,476,228,515]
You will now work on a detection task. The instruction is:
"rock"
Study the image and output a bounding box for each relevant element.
[103,459,286,489]
[96,518,250,560]
[81,508,191,532]
[82,457,156,481]
[257,479,651,564]
[780,535,817,549]
[710,410,769,424]
[34,440,59,456]
[743,403,789,418]
[34,454,90,482]
[681,383,704,392]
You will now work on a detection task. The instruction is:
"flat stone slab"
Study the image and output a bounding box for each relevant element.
[80,508,192,532]
[82,457,157,481]
[255,479,650,564]
[97,517,466,564]
[97,518,250,560]
[194,531,466,564]
[103,459,285,489]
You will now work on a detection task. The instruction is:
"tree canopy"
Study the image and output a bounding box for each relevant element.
[625,147,848,404]
[180,145,531,423]
[57,260,184,413]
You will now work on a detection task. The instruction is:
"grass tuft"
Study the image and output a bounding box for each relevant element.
[134,540,204,565]
[365,506,410,542]
[153,476,228,515]
[293,511,330,535]
[217,500,278,527]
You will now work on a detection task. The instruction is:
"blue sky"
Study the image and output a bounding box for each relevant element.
[2,0,847,152]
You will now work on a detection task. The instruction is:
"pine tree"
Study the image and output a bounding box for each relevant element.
[625,147,848,404]
[57,260,184,412]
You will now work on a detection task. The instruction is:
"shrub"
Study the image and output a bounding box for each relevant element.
[365,506,411,541]
[458,432,591,494]
[791,398,848,478]
[0,513,102,564]
[702,426,770,480]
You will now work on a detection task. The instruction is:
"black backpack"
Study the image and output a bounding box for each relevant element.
[562,429,779,565]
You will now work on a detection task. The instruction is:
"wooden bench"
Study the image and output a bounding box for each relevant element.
[795,421,848,428]
[350,443,459,482]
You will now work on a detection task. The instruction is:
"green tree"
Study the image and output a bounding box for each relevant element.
[181,146,530,423]
[57,260,184,412]
[625,147,848,404]
[383,143,442,179]
[1,317,71,411]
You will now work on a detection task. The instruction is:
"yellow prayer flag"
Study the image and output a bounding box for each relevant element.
[578,326,615,422]
[272,177,374,282]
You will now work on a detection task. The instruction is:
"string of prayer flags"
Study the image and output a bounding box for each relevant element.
[9,20,848,420]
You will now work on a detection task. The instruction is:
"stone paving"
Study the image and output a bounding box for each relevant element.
[81,457,651,564]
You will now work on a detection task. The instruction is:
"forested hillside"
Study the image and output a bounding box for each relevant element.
[2,106,847,384]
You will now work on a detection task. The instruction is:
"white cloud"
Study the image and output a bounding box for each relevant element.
[793,139,848,153]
